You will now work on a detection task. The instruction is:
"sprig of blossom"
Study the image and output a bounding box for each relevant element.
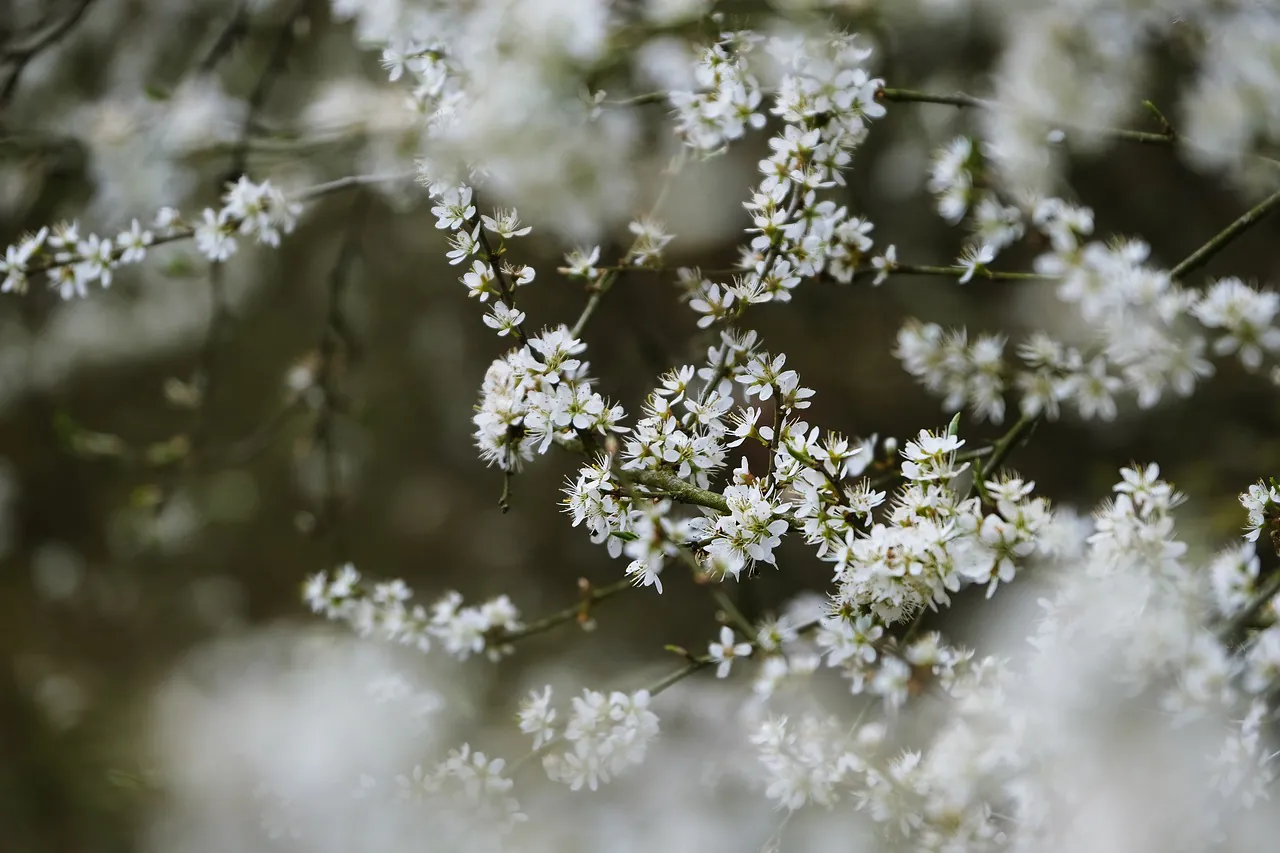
[303,564,521,661]
[1,177,299,298]
[528,686,660,792]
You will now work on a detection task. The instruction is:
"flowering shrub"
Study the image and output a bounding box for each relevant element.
[10,0,1280,851]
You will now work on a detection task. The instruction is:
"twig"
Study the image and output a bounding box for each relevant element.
[225,0,311,182]
[877,87,988,110]
[490,577,635,644]
[469,208,528,345]
[0,0,96,111]
[309,194,367,559]
[17,171,412,279]
[629,468,728,513]
[849,263,1054,284]
[647,617,822,697]
[198,0,251,73]
[697,187,805,404]
[710,586,756,637]
[569,272,616,339]
[1141,100,1176,138]
[1170,186,1280,280]
[876,87,1194,149]
[982,413,1039,475]
[971,414,1039,504]
[297,170,415,201]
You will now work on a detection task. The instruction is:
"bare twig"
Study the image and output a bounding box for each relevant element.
[490,577,635,644]
[848,264,1053,285]
[1170,186,1280,280]
[199,0,252,73]
[0,0,96,111]
[225,0,311,182]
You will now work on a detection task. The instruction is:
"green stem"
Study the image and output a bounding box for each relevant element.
[853,264,1054,284]
[1170,187,1280,280]
[570,271,616,339]
[971,414,1039,503]
[630,468,729,513]
[877,87,1183,148]
[710,587,756,637]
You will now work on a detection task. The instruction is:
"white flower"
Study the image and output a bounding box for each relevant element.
[463,260,498,302]
[431,186,476,231]
[708,625,753,678]
[870,244,896,285]
[1192,277,1280,371]
[446,225,482,265]
[518,686,557,749]
[194,208,237,262]
[483,300,526,336]
[956,241,996,284]
[116,219,153,264]
[482,208,532,239]
[559,246,601,279]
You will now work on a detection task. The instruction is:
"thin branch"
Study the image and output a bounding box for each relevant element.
[709,586,756,638]
[309,194,368,559]
[0,0,96,111]
[605,92,667,107]
[629,468,728,513]
[877,87,1182,148]
[877,87,988,110]
[848,263,1054,285]
[697,187,805,404]
[1141,99,1176,138]
[469,208,528,345]
[226,0,311,182]
[1170,186,1280,280]
[490,577,635,644]
[569,272,616,339]
[297,170,416,201]
[982,413,1039,475]
[17,171,412,279]
[198,0,252,73]
[971,414,1039,503]
[647,617,822,697]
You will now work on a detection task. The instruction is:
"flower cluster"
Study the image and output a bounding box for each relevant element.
[518,685,660,792]
[683,36,888,323]
[737,465,1280,853]
[303,564,521,661]
[0,177,299,298]
[669,33,765,154]
[473,326,627,472]
[392,743,527,843]
[426,178,538,338]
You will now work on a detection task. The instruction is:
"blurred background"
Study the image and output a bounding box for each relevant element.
[3,1,1280,850]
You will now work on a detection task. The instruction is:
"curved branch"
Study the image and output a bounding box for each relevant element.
[0,0,97,110]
